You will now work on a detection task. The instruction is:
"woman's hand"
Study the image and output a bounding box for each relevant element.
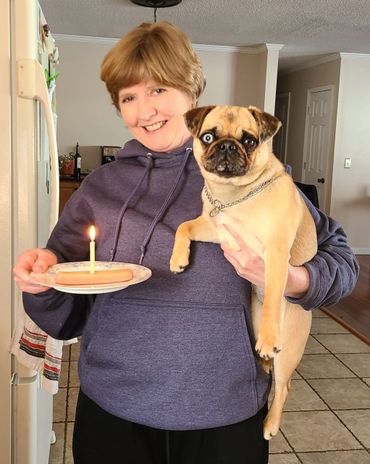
[220,224,310,298]
[13,248,58,294]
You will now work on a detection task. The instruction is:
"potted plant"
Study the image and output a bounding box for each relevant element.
[59,152,75,176]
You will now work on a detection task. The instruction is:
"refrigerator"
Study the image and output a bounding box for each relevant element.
[0,0,60,462]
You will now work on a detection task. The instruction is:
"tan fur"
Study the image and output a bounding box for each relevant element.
[170,105,317,439]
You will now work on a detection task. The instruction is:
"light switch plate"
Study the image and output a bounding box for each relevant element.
[344,158,352,168]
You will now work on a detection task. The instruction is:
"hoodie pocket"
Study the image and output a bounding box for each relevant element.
[84,298,258,388]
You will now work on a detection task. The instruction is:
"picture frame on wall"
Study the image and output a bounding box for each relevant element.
[101,145,121,164]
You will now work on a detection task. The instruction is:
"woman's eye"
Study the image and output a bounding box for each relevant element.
[243,137,257,151]
[152,88,167,96]
[201,132,215,144]
[121,95,134,104]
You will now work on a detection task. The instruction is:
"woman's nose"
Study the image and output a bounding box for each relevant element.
[137,98,157,121]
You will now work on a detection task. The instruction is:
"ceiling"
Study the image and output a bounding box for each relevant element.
[39,0,370,72]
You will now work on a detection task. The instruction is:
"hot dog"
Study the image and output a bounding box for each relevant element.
[55,268,133,285]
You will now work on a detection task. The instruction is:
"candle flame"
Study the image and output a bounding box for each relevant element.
[89,225,96,241]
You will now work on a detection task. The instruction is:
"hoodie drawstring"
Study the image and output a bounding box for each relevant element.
[110,154,153,262]
[138,147,192,264]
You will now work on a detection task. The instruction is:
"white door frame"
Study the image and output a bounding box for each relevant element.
[301,84,335,212]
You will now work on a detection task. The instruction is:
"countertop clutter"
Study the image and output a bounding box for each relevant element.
[58,145,120,215]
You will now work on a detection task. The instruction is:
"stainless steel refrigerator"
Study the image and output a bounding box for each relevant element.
[0,0,60,462]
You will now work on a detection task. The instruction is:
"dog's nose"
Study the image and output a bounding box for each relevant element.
[219,140,237,153]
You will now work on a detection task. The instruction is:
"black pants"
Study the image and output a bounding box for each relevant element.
[73,389,269,464]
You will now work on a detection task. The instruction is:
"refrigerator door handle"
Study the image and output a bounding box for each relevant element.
[11,372,38,385]
[17,58,59,229]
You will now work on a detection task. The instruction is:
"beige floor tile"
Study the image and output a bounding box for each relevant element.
[69,361,80,388]
[308,379,370,409]
[269,430,292,454]
[65,422,74,464]
[336,354,370,377]
[304,336,329,354]
[363,378,370,387]
[269,453,299,463]
[53,388,67,422]
[314,334,370,354]
[59,362,69,389]
[280,411,361,452]
[70,341,81,361]
[297,354,355,379]
[67,387,79,422]
[312,309,329,318]
[49,422,64,464]
[62,345,70,362]
[336,409,370,448]
[298,450,370,464]
[310,318,349,335]
[284,379,328,411]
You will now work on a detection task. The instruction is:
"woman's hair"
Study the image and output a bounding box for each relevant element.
[100,21,206,110]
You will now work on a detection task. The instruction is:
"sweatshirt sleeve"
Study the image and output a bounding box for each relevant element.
[23,182,96,340]
[287,194,360,310]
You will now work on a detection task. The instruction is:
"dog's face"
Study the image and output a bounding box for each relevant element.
[185,105,281,180]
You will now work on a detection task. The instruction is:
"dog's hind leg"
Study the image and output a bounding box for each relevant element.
[263,302,312,440]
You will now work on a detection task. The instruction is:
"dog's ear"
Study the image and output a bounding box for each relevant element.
[248,106,281,143]
[184,105,216,137]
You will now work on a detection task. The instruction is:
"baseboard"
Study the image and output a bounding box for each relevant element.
[352,248,370,255]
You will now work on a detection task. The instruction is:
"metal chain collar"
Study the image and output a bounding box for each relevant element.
[203,172,284,217]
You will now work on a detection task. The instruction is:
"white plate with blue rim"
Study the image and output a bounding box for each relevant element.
[30,261,152,294]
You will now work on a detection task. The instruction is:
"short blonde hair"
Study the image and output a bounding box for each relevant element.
[100,21,206,110]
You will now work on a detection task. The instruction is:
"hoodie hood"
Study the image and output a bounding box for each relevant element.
[116,138,194,164]
[110,138,194,263]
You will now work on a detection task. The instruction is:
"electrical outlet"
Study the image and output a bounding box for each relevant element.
[344,158,352,168]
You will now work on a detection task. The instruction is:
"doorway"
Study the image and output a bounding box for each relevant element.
[273,92,291,163]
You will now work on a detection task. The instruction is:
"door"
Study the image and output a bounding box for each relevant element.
[273,92,291,163]
[302,87,334,211]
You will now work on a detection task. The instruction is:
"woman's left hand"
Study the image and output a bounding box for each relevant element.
[220,224,310,298]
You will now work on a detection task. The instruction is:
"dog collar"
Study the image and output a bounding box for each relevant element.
[203,172,284,217]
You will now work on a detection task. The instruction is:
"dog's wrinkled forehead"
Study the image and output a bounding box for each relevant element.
[202,106,258,139]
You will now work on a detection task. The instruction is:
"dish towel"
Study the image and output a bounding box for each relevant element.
[10,301,77,395]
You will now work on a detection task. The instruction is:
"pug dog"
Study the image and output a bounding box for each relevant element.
[170,105,317,439]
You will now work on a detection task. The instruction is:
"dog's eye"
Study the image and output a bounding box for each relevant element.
[201,132,215,145]
[243,137,257,152]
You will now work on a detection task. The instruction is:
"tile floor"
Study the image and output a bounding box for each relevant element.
[49,310,370,463]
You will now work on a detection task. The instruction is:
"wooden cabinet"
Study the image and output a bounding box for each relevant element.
[59,178,82,215]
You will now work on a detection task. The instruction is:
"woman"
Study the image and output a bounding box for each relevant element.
[13,21,359,464]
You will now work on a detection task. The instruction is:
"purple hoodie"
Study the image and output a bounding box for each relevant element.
[23,138,359,430]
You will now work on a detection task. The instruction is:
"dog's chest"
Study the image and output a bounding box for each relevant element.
[213,211,265,257]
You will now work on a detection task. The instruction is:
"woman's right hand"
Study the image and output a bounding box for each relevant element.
[13,248,58,294]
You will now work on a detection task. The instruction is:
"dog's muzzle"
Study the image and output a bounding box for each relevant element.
[204,139,247,177]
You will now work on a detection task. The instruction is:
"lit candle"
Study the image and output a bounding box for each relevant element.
[89,226,96,274]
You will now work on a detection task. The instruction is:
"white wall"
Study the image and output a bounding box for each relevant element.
[55,36,279,157]
[331,54,370,253]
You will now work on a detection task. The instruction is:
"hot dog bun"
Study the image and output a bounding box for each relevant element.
[55,268,133,285]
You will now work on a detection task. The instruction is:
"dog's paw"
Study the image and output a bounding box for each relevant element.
[169,250,190,273]
[259,358,273,374]
[255,335,282,360]
[263,418,280,440]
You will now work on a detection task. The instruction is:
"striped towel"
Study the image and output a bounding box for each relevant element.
[10,301,77,394]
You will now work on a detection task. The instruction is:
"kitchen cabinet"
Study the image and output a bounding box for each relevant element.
[59,178,82,215]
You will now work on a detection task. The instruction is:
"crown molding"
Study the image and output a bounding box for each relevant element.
[54,34,283,55]
[339,52,370,60]
[54,34,119,44]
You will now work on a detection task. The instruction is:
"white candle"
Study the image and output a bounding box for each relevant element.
[89,226,96,274]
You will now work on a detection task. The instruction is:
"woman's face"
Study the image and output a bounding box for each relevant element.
[118,80,193,153]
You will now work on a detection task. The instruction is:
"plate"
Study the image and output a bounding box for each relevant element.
[29,261,152,294]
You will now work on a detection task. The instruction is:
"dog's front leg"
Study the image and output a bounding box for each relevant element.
[170,215,218,273]
[255,248,290,359]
